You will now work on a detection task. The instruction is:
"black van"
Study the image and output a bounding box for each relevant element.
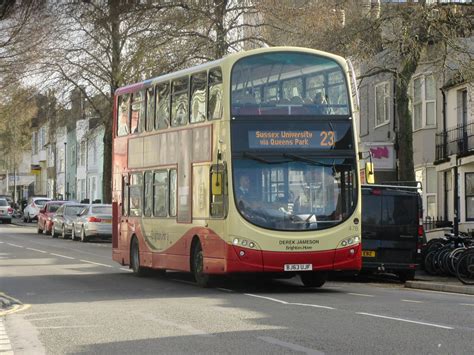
[361,184,422,282]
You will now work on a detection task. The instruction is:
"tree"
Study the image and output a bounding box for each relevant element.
[258,0,473,181]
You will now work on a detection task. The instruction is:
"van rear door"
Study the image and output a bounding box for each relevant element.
[362,188,419,269]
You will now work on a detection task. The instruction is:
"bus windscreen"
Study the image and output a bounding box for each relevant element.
[231,52,350,116]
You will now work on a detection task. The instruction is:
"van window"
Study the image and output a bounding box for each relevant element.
[362,194,381,225]
[382,195,418,225]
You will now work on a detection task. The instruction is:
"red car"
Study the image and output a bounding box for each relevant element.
[37,201,67,235]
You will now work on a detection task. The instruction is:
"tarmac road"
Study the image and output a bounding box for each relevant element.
[1,222,473,354]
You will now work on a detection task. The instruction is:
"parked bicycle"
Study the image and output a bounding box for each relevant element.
[422,232,474,283]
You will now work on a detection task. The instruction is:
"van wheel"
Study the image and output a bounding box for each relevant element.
[398,270,415,282]
[300,271,328,288]
[191,242,211,287]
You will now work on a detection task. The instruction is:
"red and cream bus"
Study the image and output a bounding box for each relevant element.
[112,47,361,287]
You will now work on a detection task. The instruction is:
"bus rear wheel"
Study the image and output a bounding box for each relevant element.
[300,271,327,288]
[192,242,211,287]
[131,237,146,276]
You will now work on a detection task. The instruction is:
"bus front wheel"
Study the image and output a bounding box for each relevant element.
[192,242,211,288]
[300,271,327,288]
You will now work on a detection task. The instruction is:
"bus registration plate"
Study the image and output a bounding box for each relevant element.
[284,264,313,271]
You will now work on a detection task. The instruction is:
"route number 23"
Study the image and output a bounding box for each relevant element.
[320,131,335,147]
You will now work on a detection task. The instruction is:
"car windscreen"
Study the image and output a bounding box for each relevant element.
[48,204,62,213]
[0,200,8,207]
[92,206,112,215]
[35,199,50,207]
[65,206,86,216]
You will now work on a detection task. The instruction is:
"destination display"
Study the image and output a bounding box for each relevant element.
[248,130,336,149]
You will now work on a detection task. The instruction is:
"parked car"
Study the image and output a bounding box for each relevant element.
[51,203,87,239]
[72,204,112,242]
[23,197,52,222]
[37,201,68,235]
[0,198,13,224]
[361,184,423,282]
[0,195,13,207]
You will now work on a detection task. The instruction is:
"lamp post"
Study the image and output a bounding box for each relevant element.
[64,141,67,200]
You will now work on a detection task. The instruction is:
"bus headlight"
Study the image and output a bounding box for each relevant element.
[231,237,258,249]
[338,236,360,248]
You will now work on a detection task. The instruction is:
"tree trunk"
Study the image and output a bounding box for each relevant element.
[102,0,121,204]
[395,57,419,182]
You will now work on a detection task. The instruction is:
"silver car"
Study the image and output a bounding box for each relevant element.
[72,204,112,242]
[0,198,13,224]
[52,203,87,239]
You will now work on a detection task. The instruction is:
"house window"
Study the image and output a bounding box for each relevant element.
[426,167,437,218]
[413,74,436,130]
[465,173,474,221]
[416,167,437,218]
[375,82,390,127]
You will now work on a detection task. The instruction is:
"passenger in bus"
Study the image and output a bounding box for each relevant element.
[313,92,329,115]
[236,174,250,201]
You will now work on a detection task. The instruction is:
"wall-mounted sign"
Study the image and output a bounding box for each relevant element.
[364,143,395,171]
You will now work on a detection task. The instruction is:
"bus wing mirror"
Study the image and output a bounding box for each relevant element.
[211,173,223,195]
[365,162,375,184]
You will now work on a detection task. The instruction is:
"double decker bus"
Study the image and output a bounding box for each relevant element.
[112,47,361,287]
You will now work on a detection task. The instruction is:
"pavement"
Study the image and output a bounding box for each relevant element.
[406,270,474,295]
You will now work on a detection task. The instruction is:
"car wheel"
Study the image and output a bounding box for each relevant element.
[37,225,43,234]
[80,227,88,243]
[27,213,31,223]
[52,225,58,238]
[192,242,211,287]
[71,226,76,241]
[300,271,328,288]
[61,225,66,239]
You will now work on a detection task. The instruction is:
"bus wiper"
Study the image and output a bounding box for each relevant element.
[243,152,291,164]
[282,153,333,167]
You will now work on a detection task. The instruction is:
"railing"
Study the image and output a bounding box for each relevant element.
[435,122,474,161]
[423,216,452,232]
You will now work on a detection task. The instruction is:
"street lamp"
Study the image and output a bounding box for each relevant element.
[64,141,68,200]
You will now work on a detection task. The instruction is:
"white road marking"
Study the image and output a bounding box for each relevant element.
[28,316,72,321]
[0,344,12,351]
[26,248,47,253]
[357,312,454,330]
[79,259,113,268]
[0,241,3,243]
[348,293,375,297]
[6,243,23,248]
[49,253,75,260]
[0,339,11,344]
[217,288,234,293]
[402,299,423,303]
[459,303,474,306]
[120,268,133,272]
[258,336,325,355]
[245,293,335,310]
[36,325,99,329]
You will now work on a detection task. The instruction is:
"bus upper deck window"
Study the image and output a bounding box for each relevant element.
[171,78,189,127]
[117,94,130,136]
[190,72,207,123]
[156,82,170,130]
[208,68,223,120]
[145,87,155,132]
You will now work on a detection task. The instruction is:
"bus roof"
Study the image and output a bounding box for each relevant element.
[115,46,347,96]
